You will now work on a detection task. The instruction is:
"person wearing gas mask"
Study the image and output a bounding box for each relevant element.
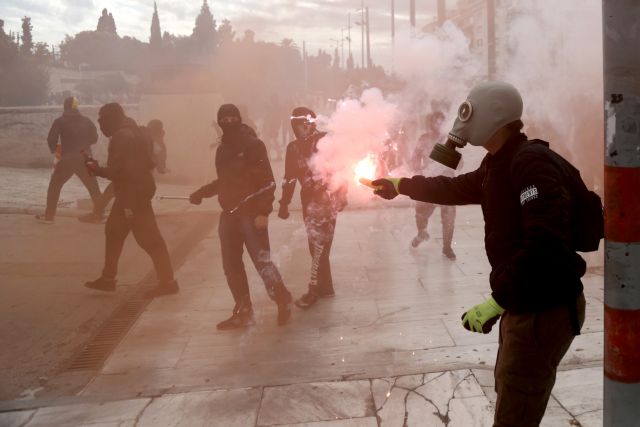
[409,111,457,260]
[84,103,178,297]
[36,96,103,223]
[279,107,348,309]
[189,104,293,329]
[371,82,587,426]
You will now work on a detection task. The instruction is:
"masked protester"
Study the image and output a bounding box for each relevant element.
[372,82,587,427]
[190,104,292,329]
[79,119,168,224]
[409,111,457,260]
[84,103,178,297]
[279,107,348,309]
[36,97,103,223]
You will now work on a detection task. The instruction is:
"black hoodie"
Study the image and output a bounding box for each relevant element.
[47,109,98,156]
[196,124,275,216]
[95,117,156,205]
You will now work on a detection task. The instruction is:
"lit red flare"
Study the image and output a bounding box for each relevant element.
[354,154,377,186]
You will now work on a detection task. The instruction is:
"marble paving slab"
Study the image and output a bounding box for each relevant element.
[23,398,150,426]
[137,388,261,427]
[257,381,373,426]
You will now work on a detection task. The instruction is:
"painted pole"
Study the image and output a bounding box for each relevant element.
[602,1,640,425]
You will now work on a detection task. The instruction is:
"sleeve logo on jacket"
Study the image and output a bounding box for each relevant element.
[520,185,539,206]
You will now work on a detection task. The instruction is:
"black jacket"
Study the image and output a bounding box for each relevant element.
[47,110,98,156]
[95,118,156,205]
[196,124,275,216]
[399,133,585,312]
[280,131,347,213]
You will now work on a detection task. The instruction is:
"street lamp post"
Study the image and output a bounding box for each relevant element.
[602,1,640,425]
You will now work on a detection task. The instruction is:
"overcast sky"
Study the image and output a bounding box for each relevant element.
[0,0,451,70]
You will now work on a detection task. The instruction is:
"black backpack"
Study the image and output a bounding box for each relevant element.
[525,140,604,252]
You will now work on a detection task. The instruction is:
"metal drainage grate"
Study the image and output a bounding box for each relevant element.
[67,299,150,371]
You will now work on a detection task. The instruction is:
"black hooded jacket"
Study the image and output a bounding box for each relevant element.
[195,124,275,216]
[47,110,98,156]
[95,117,156,205]
[398,133,585,313]
[280,131,348,213]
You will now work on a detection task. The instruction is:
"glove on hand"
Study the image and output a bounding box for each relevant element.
[461,296,505,334]
[278,203,290,219]
[371,177,402,200]
[189,191,203,205]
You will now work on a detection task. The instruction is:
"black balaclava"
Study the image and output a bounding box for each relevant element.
[217,104,242,134]
[290,106,316,140]
[147,119,165,139]
[98,102,125,138]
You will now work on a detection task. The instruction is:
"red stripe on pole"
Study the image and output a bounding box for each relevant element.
[605,165,640,242]
[604,305,640,383]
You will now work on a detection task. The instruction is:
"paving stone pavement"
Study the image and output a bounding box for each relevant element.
[0,198,604,426]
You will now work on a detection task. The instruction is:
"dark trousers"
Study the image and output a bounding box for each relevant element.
[302,203,337,294]
[45,155,102,219]
[219,211,288,305]
[94,182,115,214]
[493,293,586,427]
[102,198,174,284]
[415,202,456,249]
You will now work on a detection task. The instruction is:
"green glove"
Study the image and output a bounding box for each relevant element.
[371,177,403,200]
[461,296,505,334]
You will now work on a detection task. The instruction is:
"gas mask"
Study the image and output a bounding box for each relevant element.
[430,81,523,169]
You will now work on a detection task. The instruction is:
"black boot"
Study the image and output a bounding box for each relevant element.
[146,279,179,298]
[443,247,457,260]
[217,297,254,330]
[275,289,293,326]
[84,277,116,292]
[295,286,319,309]
[411,230,429,248]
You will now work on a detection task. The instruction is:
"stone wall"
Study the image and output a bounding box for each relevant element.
[0,105,139,168]
[0,96,220,185]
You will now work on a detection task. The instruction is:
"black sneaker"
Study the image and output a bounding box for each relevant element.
[84,277,116,292]
[35,214,54,224]
[411,231,429,248]
[217,300,254,330]
[295,291,319,309]
[145,280,179,298]
[443,247,457,260]
[78,212,105,224]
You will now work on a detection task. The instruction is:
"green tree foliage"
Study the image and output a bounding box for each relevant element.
[96,8,117,35]
[217,19,235,48]
[150,2,162,48]
[59,31,146,72]
[20,16,33,55]
[192,0,216,53]
[0,18,48,105]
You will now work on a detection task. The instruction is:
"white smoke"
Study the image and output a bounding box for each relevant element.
[392,21,483,124]
[310,22,480,197]
[311,88,399,193]
[500,0,603,188]
[310,1,603,193]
